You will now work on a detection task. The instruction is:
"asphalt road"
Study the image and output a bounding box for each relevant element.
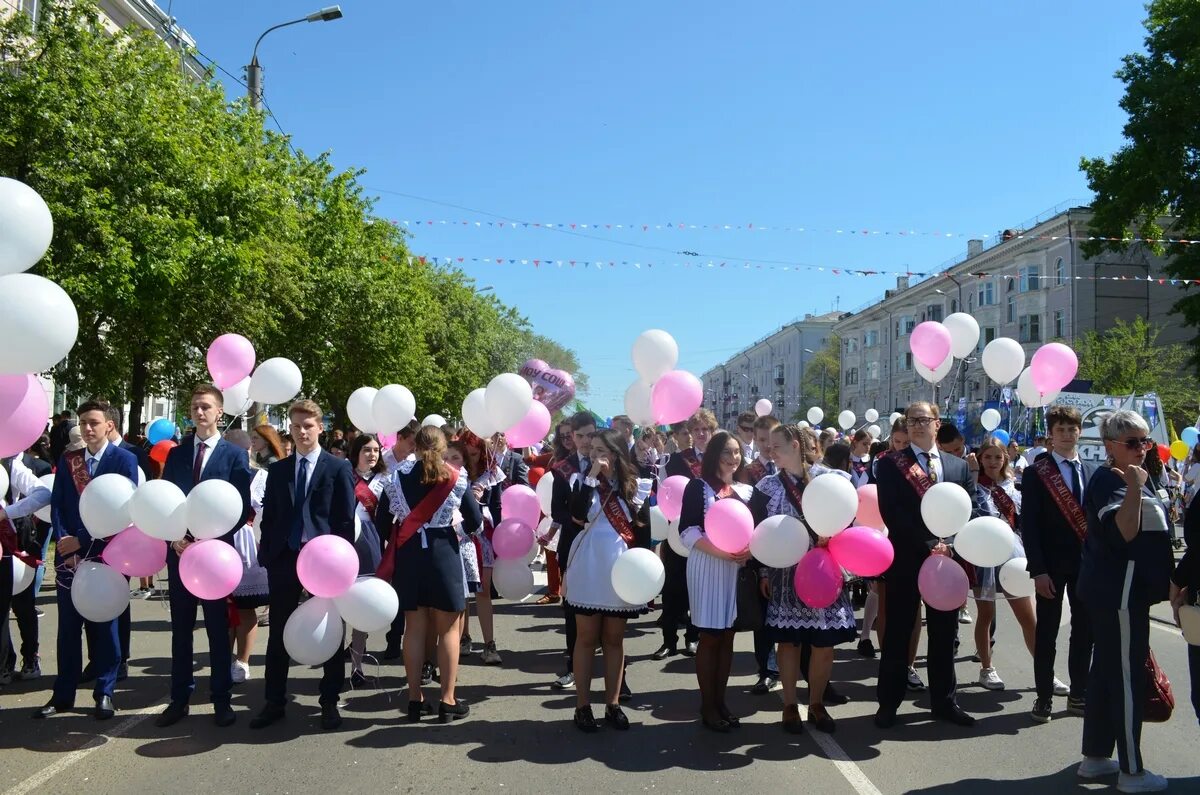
[1,566,1196,795]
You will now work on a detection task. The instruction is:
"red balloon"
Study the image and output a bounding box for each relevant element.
[149,440,176,464]
[528,466,546,487]
[1157,444,1171,465]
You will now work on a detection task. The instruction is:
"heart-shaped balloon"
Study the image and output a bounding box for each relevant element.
[519,359,576,414]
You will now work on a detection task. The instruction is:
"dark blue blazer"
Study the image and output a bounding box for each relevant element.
[1019,453,1099,579]
[120,439,153,482]
[51,443,140,559]
[259,450,356,568]
[486,452,530,524]
[161,434,253,546]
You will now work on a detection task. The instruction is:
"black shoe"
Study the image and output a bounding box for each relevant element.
[95,695,115,720]
[407,699,434,723]
[1031,698,1053,724]
[651,644,677,661]
[574,706,599,733]
[343,646,353,660]
[701,713,732,733]
[350,670,368,689]
[619,679,632,703]
[808,704,836,733]
[438,700,469,723]
[681,641,698,657]
[823,684,849,706]
[155,701,189,728]
[420,662,434,686]
[857,639,876,658]
[751,676,772,695]
[214,704,236,727]
[718,706,741,728]
[116,662,128,682]
[874,709,897,729]
[605,704,630,730]
[782,704,805,734]
[78,664,97,685]
[32,701,72,719]
[1067,696,1086,715]
[320,703,342,730]
[382,642,402,661]
[249,703,286,729]
[931,705,976,727]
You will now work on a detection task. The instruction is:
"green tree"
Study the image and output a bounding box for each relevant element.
[1075,317,1199,424]
[797,334,840,417]
[1080,0,1200,363]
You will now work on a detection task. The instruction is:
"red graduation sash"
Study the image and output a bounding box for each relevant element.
[1033,456,1088,542]
[680,449,702,479]
[354,474,379,516]
[375,465,460,582]
[65,449,92,495]
[596,479,637,548]
[887,448,934,498]
[744,459,767,485]
[978,473,1018,530]
[552,455,580,480]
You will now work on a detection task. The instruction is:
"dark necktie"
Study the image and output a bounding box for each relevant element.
[766,461,777,475]
[289,457,310,550]
[1067,460,1082,504]
[922,452,939,483]
[86,456,97,477]
[193,441,206,485]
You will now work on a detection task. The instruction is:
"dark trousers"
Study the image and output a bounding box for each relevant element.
[85,584,131,665]
[1033,570,1092,701]
[878,571,957,714]
[166,552,232,706]
[264,552,344,707]
[1189,642,1200,725]
[52,568,120,704]
[753,589,777,677]
[659,546,697,648]
[1082,604,1149,774]
[563,602,576,673]
[385,610,406,650]
[0,556,39,667]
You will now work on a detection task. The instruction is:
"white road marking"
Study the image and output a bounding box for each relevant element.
[798,706,884,795]
[1149,619,1182,637]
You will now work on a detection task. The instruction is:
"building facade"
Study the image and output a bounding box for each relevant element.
[699,311,844,427]
[833,207,1184,428]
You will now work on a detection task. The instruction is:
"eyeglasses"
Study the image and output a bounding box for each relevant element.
[738,425,754,433]
[905,416,938,427]
[1118,437,1154,451]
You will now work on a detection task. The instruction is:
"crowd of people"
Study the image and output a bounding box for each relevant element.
[1,391,1196,793]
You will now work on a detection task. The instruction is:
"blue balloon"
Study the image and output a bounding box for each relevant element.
[991,429,1010,446]
[1182,427,1199,448]
[147,418,177,445]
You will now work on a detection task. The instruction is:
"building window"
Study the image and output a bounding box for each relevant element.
[865,361,879,381]
[846,337,859,353]
[896,353,913,372]
[845,367,859,386]
[1053,309,1066,339]
[950,298,958,313]
[1019,314,1042,343]
[978,282,995,306]
[1007,295,1016,323]
[895,315,915,337]
[864,330,879,348]
[969,294,975,312]
[1007,275,1015,292]
[1055,257,1066,286]
[926,304,943,322]
[1019,265,1041,292]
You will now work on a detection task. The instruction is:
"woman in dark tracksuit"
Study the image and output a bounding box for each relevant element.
[1170,481,1199,725]
[1077,410,1173,792]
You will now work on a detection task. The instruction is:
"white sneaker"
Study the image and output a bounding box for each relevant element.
[958,609,973,625]
[1052,676,1070,696]
[1077,756,1120,779]
[481,642,502,666]
[1117,770,1168,792]
[906,667,926,691]
[978,667,1005,690]
[230,660,250,683]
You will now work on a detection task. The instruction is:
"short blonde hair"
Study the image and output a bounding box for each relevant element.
[906,400,940,419]
[688,408,718,431]
[288,399,323,424]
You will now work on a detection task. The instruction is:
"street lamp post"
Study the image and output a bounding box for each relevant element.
[246,6,343,111]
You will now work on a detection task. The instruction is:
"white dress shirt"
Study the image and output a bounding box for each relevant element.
[194,430,222,478]
[2,455,51,520]
[1051,450,1084,500]
[295,446,322,500]
[910,442,943,482]
[85,440,111,473]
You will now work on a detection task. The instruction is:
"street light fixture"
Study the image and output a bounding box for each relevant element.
[246,6,343,111]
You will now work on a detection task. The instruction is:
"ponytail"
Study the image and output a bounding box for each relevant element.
[415,426,451,484]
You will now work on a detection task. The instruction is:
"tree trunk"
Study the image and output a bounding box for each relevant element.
[128,352,148,439]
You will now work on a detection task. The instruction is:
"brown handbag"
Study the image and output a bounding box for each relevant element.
[1143,648,1174,723]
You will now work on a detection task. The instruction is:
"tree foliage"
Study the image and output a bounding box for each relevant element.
[797,334,841,418]
[1075,317,1199,424]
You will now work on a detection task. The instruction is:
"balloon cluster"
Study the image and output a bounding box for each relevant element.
[623,330,703,426]
[913,483,1018,609]
[207,333,302,410]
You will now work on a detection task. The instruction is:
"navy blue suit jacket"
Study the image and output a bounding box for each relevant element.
[1020,453,1099,578]
[120,439,153,482]
[161,434,253,547]
[258,450,356,568]
[51,443,140,560]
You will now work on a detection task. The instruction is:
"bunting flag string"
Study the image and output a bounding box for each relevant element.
[391,218,1200,247]
[403,254,1200,287]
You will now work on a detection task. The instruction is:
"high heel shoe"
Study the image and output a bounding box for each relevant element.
[700,712,732,733]
[807,704,836,733]
[782,704,805,734]
[717,706,741,728]
[407,700,433,723]
[604,704,630,731]
[574,706,599,733]
[437,700,469,723]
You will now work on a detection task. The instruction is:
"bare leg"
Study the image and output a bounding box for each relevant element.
[601,616,627,706]
[807,646,834,706]
[777,642,801,707]
[574,614,601,709]
[434,608,462,704]
[1007,597,1038,657]
[404,608,428,702]
[860,583,880,640]
[975,600,996,669]
[236,608,258,664]
[425,617,438,666]
[477,567,495,644]
[350,629,367,673]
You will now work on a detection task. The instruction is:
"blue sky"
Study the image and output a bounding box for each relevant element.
[174,0,1148,417]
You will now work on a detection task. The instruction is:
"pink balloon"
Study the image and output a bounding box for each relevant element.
[658,475,690,522]
[506,400,551,448]
[0,374,49,458]
[828,526,894,577]
[500,484,541,527]
[793,547,843,609]
[705,499,753,554]
[296,535,358,598]
[1030,342,1078,395]
[101,526,168,577]
[856,484,885,530]
[492,517,534,559]
[650,370,703,425]
[378,432,397,450]
[910,322,952,370]
[206,333,256,390]
[519,360,577,414]
[917,554,969,612]
[178,539,243,600]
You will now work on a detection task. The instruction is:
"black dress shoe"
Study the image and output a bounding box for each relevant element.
[438,700,469,723]
[782,704,805,734]
[807,704,836,733]
[32,701,72,719]
[574,706,598,733]
[406,699,434,723]
[249,703,286,729]
[873,709,897,729]
[651,644,677,661]
[857,639,876,658]
[681,641,698,657]
[155,701,189,728]
[823,684,850,706]
[932,705,976,727]
[213,704,236,727]
[320,704,342,730]
[605,704,630,730]
[350,670,368,689]
[619,679,632,702]
[95,695,115,720]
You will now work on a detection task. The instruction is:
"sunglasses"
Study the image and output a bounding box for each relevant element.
[1118,437,1154,451]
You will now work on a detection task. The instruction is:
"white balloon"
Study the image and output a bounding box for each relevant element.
[837,410,856,430]
[955,516,1017,568]
[1016,367,1060,408]
[535,472,555,516]
[34,473,55,522]
[461,387,495,438]
[333,576,399,633]
[807,407,824,425]
[648,505,670,541]
[943,313,981,359]
[492,558,534,600]
[915,354,954,384]
[0,273,79,375]
[920,482,974,539]
[346,386,379,433]
[248,357,302,405]
[71,561,130,622]
[485,373,533,433]
[798,420,811,430]
[422,414,446,428]
[801,474,857,537]
[631,329,679,384]
[129,479,188,542]
[0,178,54,275]
[982,338,1025,385]
[185,479,244,540]
[610,547,665,604]
[11,556,34,595]
[283,596,345,665]
[864,409,879,423]
[866,424,881,438]
[373,384,417,433]
[623,380,655,426]
[889,412,903,425]
[980,408,1002,431]
[998,557,1036,598]
[0,465,7,504]
[666,521,690,557]
[750,514,810,569]
[522,536,542,565]
[755,398,773,417]
[222,376,253,417]
[79,473,136,539]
